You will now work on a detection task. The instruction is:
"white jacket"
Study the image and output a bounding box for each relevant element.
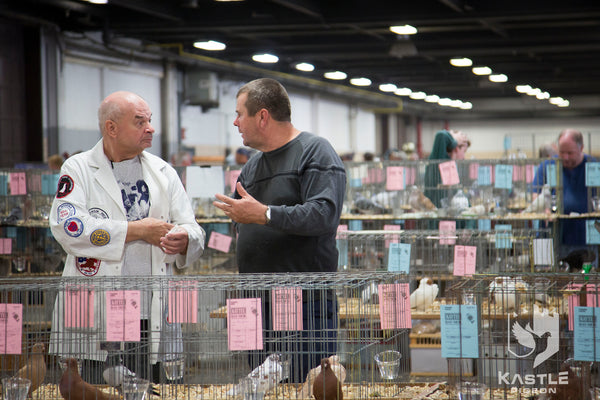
[49,139,205,363]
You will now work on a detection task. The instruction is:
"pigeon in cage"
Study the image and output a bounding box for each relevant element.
[14,342,47,398]
[409,278,439,311]
[312,357,343,400]
[488,276,530,311]
[60,358,119,400]
[227,353,288,396]
[102,361,160,396]
[299,355,346,398]
[523,185,551,213]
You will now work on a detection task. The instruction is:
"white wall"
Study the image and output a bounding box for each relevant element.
[58,58,163,156]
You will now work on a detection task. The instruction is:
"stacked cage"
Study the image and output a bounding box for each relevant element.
[0,272,458,399]
[444,274,600,400]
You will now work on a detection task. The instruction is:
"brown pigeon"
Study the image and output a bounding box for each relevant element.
[59,358,119,400]
[312,358,343,400]
[14,342,47,397]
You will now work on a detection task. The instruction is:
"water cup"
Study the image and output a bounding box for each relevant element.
[2,377,31,400]
[374,350,401,379]
[456,382,487,400]
[163,356,185,381]
[122,377,149,400]
[240,377,265,400]
[592,197,600,212]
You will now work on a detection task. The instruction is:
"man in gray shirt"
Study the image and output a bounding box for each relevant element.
[214,78,346,382]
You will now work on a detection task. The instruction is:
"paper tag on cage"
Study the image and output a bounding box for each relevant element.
[227,298,263,351]
[387,242,410,273]
[272,287,302,331]
[586,220,600,244]
[208,231,232,253]
[0,303,22,354]
[65,285,95,328]
[378,283,411,329]
[453,245,476,276]
[440,304,478,358]
[439,161,460,185]
[9,172,26,195]
[168,280,198,324]
[106,291,141,342]
[585,162,600,186]
[439,220,456,245]
[573,306,600,361]
[385,166,404,190]
[533,238,554,265]
[494,164,513,190]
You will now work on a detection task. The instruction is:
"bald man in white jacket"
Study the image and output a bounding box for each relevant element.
[49,91,205,381]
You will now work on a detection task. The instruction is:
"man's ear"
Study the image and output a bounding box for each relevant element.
[258,109,269,127]
[105,120,117,138]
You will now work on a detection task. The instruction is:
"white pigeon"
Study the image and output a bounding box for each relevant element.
[523,185,550,213]
[227,353,287,396]
[103,364,159,396]
[409,278,439,311]
[489,276,530,311]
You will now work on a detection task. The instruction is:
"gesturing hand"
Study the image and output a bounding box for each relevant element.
[214,182,269,225]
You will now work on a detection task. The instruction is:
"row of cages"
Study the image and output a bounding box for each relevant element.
[0,223,576,279]
[2,158,600,222]
[3,273,600,399]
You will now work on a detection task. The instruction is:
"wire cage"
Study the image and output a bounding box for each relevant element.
[444,273,600,400]
[0,272,431,400]
[342,159,564,220]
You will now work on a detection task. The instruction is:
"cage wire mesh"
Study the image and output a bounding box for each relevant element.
[0,272,429,399]
[444,273,600,400]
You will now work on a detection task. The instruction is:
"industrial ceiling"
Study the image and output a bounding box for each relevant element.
[3,0,600,118]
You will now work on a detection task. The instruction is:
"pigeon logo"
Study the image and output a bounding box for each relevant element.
[508,311,559,368]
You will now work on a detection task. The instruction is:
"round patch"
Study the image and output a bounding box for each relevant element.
[90,229,110,246]
[64,217,83,237]
[76,257,100,276]
[88,207,109,219]
[56,175,74,198]
[57,203,76,222]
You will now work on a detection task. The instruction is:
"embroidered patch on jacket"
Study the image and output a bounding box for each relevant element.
[89,207,109,219]
[56,175,74,198]
[76,257,100,276]
[90,229,110,246]
[57,203,76,222]
[64,217,84,237]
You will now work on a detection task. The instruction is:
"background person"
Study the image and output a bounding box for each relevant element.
[49,90,205,383]
[213,78,346,382]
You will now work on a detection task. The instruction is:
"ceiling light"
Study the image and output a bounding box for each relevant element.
[549,97,564,105]
[394,87,412,96]
[295,62,314,72]
[389,25,417,35]
[323,71,347,80]
[527,87,541,96]
[449,57,472,67]
[252,53,278,63]
[84,0,108,3]
[558,100,570,107]
[516,85,532,93]
[379,83,397,92]
[193,40,226,51]
[489,74,508,83]
[450,99,463,107]
[409,91,426,100]
[350,77,371,86]
[438,98,452,106]
[424,94,440,103]
[460,102,473,110]
[536,91,550,100]
[472,66,492,75]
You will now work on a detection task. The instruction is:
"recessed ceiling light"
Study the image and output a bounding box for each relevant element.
[424,94,440,103]
[489,74,508,83]
[295,62,314,72]
[252,53,278,63]
[193,40,226,51]
[389,25,418,35]
[84,0,108,3]
[379,83,397,92]
[394,88,412,96]
[472,66,492,75]
[557,99,570,107]
[350,77,371,86]
[460,102,473,110]
[549,97,564,105]
[409,91,426,100]
[527,87,541,96]
[450,99,463,107]
[515,85,532,93]
[438,98,453,106]
[324,71,347,80]
[536,91,550,100]
[449,57,472,67]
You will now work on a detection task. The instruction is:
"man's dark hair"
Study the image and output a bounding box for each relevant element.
[237,78,291,122]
